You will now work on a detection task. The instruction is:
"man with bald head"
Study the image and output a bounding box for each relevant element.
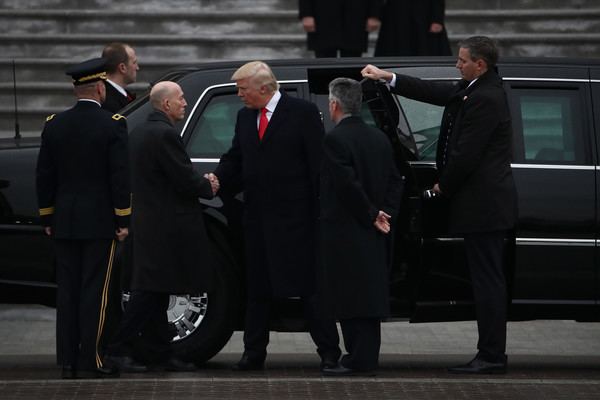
[105,81,218,372]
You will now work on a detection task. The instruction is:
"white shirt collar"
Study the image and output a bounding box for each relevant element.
[106,79,128,97]
[264,90,281,115]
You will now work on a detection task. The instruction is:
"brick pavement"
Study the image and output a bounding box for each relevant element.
[2,305,600,399]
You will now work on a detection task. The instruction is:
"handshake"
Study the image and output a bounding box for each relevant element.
[203,172,220,196]
[374,210,392,234]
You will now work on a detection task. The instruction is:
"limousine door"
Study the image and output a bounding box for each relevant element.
[501,66,596,319]
[591,66,600,312]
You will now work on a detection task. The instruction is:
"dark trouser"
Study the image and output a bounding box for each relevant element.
[106,291,172,363]
[339,318,381,371]
[54,239,115,371]
[315,48,362,58]
[464,230,508,363]
[243,292,341,362]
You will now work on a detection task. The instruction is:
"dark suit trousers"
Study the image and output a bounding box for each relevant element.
[464,230,508,362]
[339,318,381,371]
[106,291,172,363]
[243,293,341,362]
[54,239,115,371]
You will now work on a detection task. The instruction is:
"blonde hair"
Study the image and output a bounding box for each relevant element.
[231,61,279,93]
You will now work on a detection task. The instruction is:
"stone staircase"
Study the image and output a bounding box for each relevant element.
[1,0,599,139]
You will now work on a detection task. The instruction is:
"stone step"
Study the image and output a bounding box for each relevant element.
[1,9,598,36]
[1,31,598,61]
[0,10,302,35]
[3,0,598,11]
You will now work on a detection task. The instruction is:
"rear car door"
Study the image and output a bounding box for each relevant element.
[501,65,596,319]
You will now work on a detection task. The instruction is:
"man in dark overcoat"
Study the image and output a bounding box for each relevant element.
[375,0,451,56]
[211,61,341,371]
[101,42,139,113]
[362,36,518,374]
[36,57,130,379]
[320,78,403,376]
[299,0,382,57]
[105,81,218,372]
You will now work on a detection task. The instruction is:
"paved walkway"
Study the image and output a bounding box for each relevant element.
[2,305,600,399]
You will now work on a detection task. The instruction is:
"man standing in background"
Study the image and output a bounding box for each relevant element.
[101,42,139,113]
[299,0,382,57]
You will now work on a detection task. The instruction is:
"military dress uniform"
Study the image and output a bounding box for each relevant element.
[35,58,131,378]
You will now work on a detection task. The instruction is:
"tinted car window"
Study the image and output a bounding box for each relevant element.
[187,93,240,158]
[511,89,585,164]
[396,97,444,161]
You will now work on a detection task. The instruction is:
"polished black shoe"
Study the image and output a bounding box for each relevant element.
[104,355,148,373]
[232,354,265,371]
[322,365,376,377]
[74,366,120,379]
[163,357,197,372]
[61,365,75,379]
[319,354,339,371]
[448,357,507,374]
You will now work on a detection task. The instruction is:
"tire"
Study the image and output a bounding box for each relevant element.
[119,234,241,365]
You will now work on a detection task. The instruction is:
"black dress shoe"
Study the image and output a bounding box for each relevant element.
[162,357,197,372]
[448,357,507,374]
[232,354,265,371]
[74,367,120,379]
[322,365,376,377]
[320,354,339,371]
[61,365,75,379]
[104,355,148,373]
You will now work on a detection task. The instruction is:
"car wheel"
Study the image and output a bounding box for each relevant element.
[120,236,241,364]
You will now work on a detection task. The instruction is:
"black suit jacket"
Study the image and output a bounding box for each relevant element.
[128,110,215,293]
[320,116,403,319]
[392,70,517,233]
[102,81,135,114]
[36,100,131,239]
[215,92,324,297]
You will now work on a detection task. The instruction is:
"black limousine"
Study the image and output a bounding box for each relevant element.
[1,57,600,363]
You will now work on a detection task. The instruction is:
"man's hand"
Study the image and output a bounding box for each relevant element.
[366,17,381,32]
[432,183,442,194]
[116,227,129,242]
[373,210,391,234]
[44,226,52,236]
[301,16,316,32]
[429,23,444,33]
[361,64,394,83]
[204,172,220,195]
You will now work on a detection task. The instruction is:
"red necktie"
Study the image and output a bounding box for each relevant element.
[258,108,268,140]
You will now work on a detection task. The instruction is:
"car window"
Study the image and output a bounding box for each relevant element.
[395,96,444,161]
[187,93,240,158]
[510,88,585,164]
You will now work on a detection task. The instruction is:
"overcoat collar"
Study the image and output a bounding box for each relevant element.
[147,110,174,127]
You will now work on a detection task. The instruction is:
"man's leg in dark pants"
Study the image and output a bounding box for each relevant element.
[339,318,381,371]
[464,230,508,362]
[106,291,170,361]
[303,294,340,361]
[242,294,270,362]
[54,240,83,368]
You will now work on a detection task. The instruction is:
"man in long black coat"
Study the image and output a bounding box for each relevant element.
[36,58,130,379]
[375,0,451,57]
[299,0,382,57]
[212,61,341,371]
[320,78,403,376]
[105,81,218,372]
[362,36,517,374]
